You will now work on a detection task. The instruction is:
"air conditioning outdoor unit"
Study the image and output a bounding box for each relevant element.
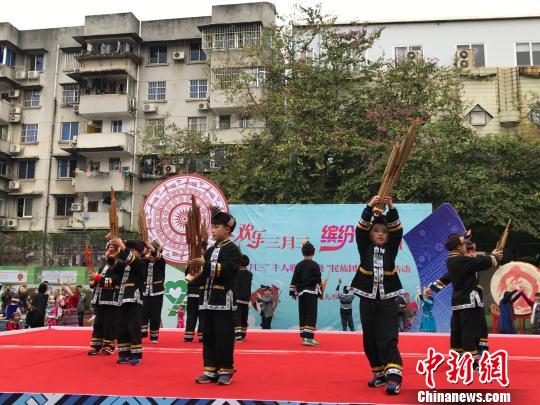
[198,102,210,111]
[406,50,422,61]
[8,181,20,190]
[172,51,185,61]
[129,98,137,109]
[27,71,40,79]
[143,103,157,113]
[164,164,177,174]
[70,203,82,212]
[8,90,20,98]
[15,71,27,80]
[10,107,22,114]
[9,114,21,123]
[9,144,22,154]
[73,105,79,114]
[6,219,17,228]
[456,48,475,69]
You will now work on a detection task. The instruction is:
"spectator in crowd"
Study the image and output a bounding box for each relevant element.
[336,278,355,331]
[498,287,524,334]
[27,283,49,328]
[59,282,80,326]
[176,303,186,329]
[17,285,29,315]
[5,297,20,320]
[1,284,15,315]
[76,285,86,326]
[7,312,23,331]
[257,287,276,329]
[521,292,540,335]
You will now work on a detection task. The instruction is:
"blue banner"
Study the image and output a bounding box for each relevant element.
[159,204,432,330]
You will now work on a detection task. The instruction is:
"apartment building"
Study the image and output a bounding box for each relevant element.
[0,2,276,236]
[302,15,540,138]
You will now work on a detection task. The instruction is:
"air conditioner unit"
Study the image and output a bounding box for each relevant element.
[15,71,27,80]
[172,51,185,62]
[8,89,20,98]
[164,164,177,174]
[9,144,22,154]
[198,102,210,111]
[129,98,137,109]
[8,181,20,190]
[143,103,157,113]
[9,114,22,123]
[6,219,17,228]
[406,50,422,61]
[0,219,5,227]
[27,71,40,80]
[10,107,22,114]
[70,202,82,212]
[456,48,475,69]
[154,140,165,148]
[73,105,79,114]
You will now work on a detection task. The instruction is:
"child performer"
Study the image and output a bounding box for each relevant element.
[189,206,241,385]
[290,241,322,346]
[141,241,166,343]
[417,287,436,332]
[233,254,253,341]
[350,195,403,395]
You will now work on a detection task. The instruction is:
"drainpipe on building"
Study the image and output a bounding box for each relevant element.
[129,20,143,231]
[42,44,60,266]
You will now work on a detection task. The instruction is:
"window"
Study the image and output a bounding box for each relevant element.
[61,122,79,141]
[109,158,121,171]
[17,197,32,218]
[219,115,231,129]
[0,126,7,141]
[394,45,423,63]
[189,79,208,99]
[187,117,207,133]
[57,159,77,178]
[86,120,102,133]
[27,54,44,71]
[528,103,540,126]
[149,46,167,64]
[201,24,261,50]
[0,199,5,216]
[56,196,75,217]
[145,118,165,138]
[2,48,16,68]
[467,105,492,128]
[0,160,8,176]
[23,90,40,107]
[21,124,38,143]
[63,84,79,104]
[456,44,485,68]
[87,161,100,171]
[88,200,99,212]
[240,116,252,128]
[212,67,266,90]
[111,120,123,133]
[140,156,163,177]
[18,160,36,179]
[63,51,81,71]
[190,42,207,62]
[148,81,166,101]
[516,42,540,66]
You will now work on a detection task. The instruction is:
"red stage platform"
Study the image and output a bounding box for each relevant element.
[0,327,537,404]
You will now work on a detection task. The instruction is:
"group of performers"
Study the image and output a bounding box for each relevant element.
[86,193,510,396]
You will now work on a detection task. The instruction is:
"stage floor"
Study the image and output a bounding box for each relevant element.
[0,327,537,404]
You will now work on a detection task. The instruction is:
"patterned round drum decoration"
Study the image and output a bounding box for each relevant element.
[490,261,540,316]
[143,174,229,265]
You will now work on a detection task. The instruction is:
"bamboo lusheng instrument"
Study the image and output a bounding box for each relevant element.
[138,204,149,244]
[84,240,96,276]
[320,271,331,300]
[185,196,208,282]
[109,188,119,238]
[374,120,420,214]
[495,219,512,251]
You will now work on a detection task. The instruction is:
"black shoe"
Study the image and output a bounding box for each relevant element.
[368,375,386,387]
[385,381,401,395]
[117,356,130,364]
[87,348,101,356]
[217,374,233,385]
[195,374,218,384]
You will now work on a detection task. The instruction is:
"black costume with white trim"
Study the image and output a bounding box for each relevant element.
[141,257,166,342]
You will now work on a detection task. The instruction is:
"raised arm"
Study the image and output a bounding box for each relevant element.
[356,204,375,257]
[385,203,403,256]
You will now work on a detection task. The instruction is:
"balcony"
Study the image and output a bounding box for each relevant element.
[73,170,132,193]
[0,99,10,124]
[60,131,134,156]
[68,51,141,80]
[0,139,10,156]
[0,64,18,86]
[210,87,264,113]
[63,211,131,230]
[78,93,134,119]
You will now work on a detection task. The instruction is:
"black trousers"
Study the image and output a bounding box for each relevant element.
[26,310,45,328]
[478,307,489,354]
[451,307,483,358]
[117,303,143,359]
[142,294,164,341]
[185,296,202,342]
[261,315,273,329]
[200,309,235,375]
[91,305,118,349]
[234,302,249,339]
[360,297,403,383]
[78,310,85,327]
[298,293,318,339]
[340,311,355,331]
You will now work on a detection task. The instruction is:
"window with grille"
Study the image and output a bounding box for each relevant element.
[63,51,81,71]
[212,67,266,90]
[189,79,208,99]
[21,124,38,143]
[148,81,166,100]
[23,90,40,107]
[456,44,486,68]
[63,84,79,104]
[201,24,262,50]
[240,116,252,128]
[188,117,207,133]
[146,119,165,138]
